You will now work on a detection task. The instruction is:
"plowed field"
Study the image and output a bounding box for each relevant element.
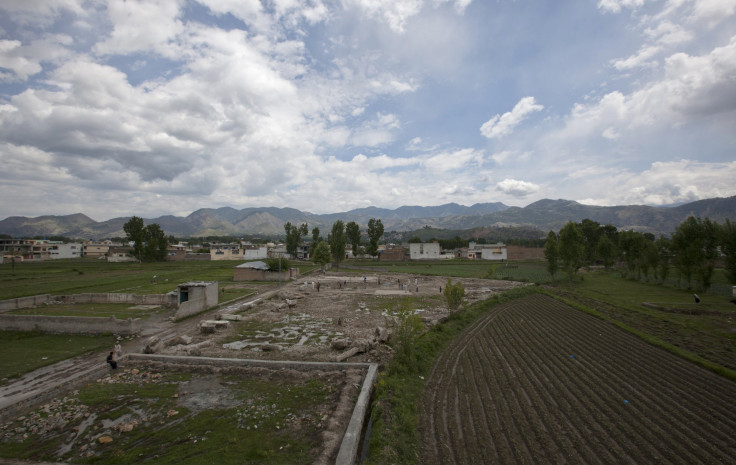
[420,294,736,464]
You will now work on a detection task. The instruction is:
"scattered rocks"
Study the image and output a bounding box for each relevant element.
[331,339,349,350]
[199,320,230,333]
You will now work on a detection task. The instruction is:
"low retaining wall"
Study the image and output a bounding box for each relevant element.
[0,295,50,312]
[0,293,175,313]
[0,315,142,335]
[52,293,173,306]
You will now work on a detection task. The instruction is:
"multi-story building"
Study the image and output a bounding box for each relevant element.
[0,238,52,262]
[409,242,441,260]
[49,242,82,259]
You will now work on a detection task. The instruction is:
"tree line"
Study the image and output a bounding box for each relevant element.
[544,217,736,291]
[284,218,385,269]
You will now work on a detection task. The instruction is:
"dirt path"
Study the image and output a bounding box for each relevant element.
[419,294,736,464]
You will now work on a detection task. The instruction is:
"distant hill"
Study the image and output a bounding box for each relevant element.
[1,196,735,239]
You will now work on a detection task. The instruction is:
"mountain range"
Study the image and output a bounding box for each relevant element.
[1,196,735,240]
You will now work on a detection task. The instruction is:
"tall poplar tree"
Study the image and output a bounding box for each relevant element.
[329,220,346,269]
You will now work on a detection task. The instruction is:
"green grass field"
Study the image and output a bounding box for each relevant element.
[0,259,320,301]
[0,331,112,383]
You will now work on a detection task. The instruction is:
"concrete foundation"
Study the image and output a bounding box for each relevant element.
[128,354,377,465]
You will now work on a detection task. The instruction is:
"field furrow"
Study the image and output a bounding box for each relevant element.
[420,293,736,464]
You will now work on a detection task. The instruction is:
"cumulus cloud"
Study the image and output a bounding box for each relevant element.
[93,0,185,57]
[556,34,736,145]
[480,97,543,139]
[576,160,736,206]
[597,0,645,14]
[496,178,540,197]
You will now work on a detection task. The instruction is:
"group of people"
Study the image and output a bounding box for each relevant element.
[106,340,123,370]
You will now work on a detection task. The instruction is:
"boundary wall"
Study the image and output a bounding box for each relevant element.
[0,293,175,313]
[0,315,141,335]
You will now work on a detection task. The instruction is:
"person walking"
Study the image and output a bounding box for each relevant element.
[106,352,117,370]
[114,340,122,359]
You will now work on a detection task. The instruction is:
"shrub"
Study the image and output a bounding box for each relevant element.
[443,279,465,311]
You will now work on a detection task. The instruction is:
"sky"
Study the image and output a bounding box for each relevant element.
[1,0,735,221]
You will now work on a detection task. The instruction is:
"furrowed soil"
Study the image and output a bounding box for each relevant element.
[420,293,736,464]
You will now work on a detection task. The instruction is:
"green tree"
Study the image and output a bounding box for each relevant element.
[366,218,384,257]
[311,227,321,245]
[558,221,584,283]
[640,236,659,281]
[346,221,361,257]
[329,220,346,269]
[655,236,672,282]
[284,222,308,258]
[265,256,291,272]
[618,230,644,279]
[312,241,331,270]
[123,216,145,260]
[579,219,602,266]
[142,223,168,261]
[720,219,736,283]
[443,279,465,311]
[671,216,719,291]
[596,234,616,270]
[544,231,559,280]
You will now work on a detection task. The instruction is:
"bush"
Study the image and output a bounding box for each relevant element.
[443,279,465,311]
[265,257,291,271]
[390,300,425,374]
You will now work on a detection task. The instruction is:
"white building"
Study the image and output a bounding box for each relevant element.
[469,241,508,261]
[49,242,82,259]
[409,242,441,260]
[243,246,268,260]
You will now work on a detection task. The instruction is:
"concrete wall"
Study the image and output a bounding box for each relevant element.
[0,315,141,335]
[506,245,545,260]
[233,268,299,282]
[0,295,51,313]
[0,293,176,313]
[166,252,211,261]
[52,293,174,306]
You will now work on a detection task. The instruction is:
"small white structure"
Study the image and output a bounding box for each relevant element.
[243,246,268,260]
[174,281,218,320]
[409,242,441,260]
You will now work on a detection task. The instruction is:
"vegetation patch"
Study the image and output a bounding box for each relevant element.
[0,331,111,384]
[8,303,165,319]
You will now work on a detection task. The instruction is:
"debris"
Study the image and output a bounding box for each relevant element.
[331,339,348,351]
